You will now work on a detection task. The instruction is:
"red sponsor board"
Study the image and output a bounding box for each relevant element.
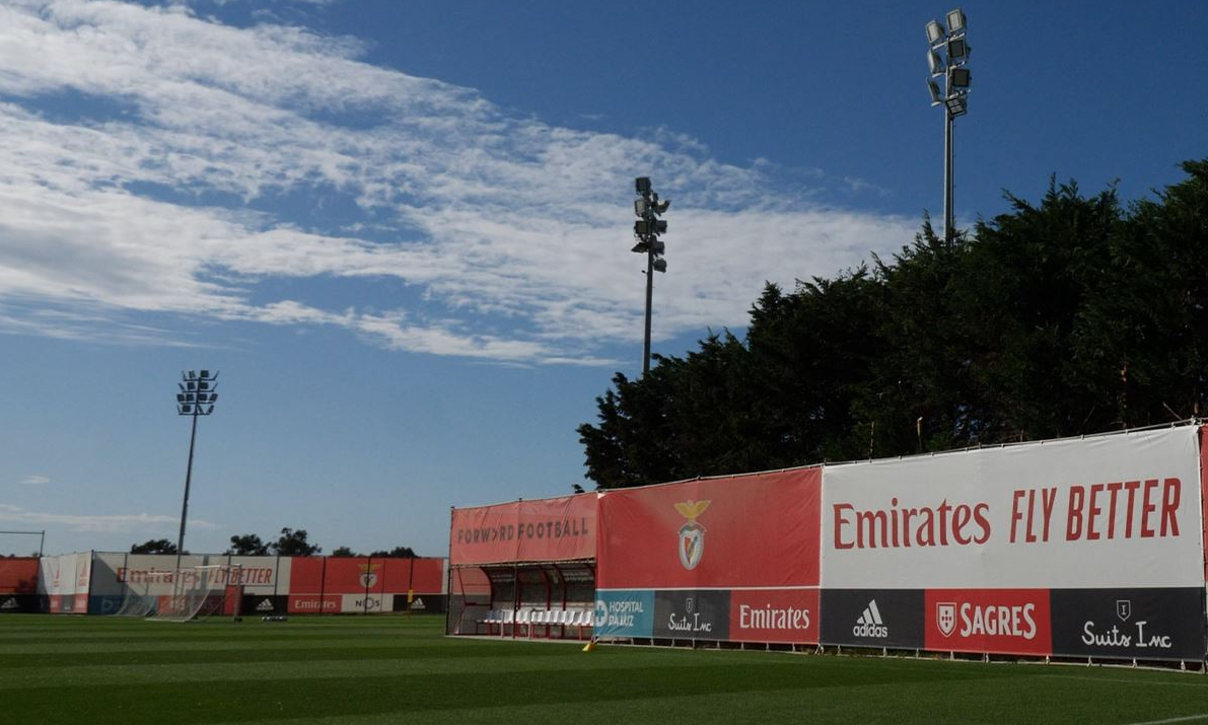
[596,467,821,589]
[924,589,1051,656]
[288,594,341,614]
[729,588,819,645]
[0,558,38,594]
[450,493,597,565]
[410,558,445,593]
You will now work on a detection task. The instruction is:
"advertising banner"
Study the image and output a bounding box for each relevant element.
[822,427,1202,589]
[923,588,1051,656]
[1050,587,1206,661]
[450,493,597,566]
[0,558,39,594]
[729,588,818,645]
[596,467,821,589]
[654,590,731,640]
[594,589,655,639]
[820,589,925,650]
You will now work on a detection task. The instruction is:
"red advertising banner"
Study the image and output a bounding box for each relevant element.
[0,558,38,593]
[596,467,821,589]
[450,493,597,565]
[410,558,445,593]
[729,588,819,645]
[923,589,1051,656]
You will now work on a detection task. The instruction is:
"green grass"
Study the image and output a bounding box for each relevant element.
[1,615,1205,724]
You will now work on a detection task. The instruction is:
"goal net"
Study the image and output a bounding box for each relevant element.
[115,564,243,621]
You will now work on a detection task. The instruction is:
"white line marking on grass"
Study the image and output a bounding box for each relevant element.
[1123,715,1208,725]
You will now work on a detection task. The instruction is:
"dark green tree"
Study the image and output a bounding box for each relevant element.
[130,539,178,555]
[270,528,321,557]
[225,534,268,556]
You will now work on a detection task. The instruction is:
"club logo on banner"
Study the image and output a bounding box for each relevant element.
[358,563,378,589]
[675,500,711,570]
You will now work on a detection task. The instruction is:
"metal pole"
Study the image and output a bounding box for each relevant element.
[943,106,954,243]
[643,249,654,376]
[175,406,200,576]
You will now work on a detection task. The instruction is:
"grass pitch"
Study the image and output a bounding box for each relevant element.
[1,615,1205,724]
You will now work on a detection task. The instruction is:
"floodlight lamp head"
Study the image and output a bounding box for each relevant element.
[928,50,944,76]
[928,80,942,105]
[635,220,651,236]
[635,177,652,195]
[945,95,968,117]
[947,37,968,62]
[634,198,649,217]
[949,66,971,89]
[650,240,666,255]
[654,199,670,213]
[631,241,649,254]
[179,404,193,415]
[653,219,668,234]
[652,258,667,273]
[925,19,945,45]
[946,8,966,34]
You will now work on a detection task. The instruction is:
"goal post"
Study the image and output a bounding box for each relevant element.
[116,564,243,621]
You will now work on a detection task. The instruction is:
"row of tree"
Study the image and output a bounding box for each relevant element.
[130,528,416,558]
[578,159,1208,489]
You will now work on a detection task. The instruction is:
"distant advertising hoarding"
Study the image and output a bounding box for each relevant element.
[821,427,1202,589]
[450,494,597,566]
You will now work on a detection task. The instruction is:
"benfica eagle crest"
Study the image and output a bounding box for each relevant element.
[358,564,379,589]
[674,500,711,570]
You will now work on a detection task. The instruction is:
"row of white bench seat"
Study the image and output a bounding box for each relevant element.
[478,607,594,636]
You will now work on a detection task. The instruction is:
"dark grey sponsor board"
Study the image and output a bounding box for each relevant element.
[654,590,730,641]
[1050,587,1206,662]
[821,589,925,650]
[0,594,44,613]
[243,594,288,616]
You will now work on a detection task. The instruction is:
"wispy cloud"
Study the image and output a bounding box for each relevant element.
[0,503,216,533]
[17,475,50,485]
[0,0,916,363]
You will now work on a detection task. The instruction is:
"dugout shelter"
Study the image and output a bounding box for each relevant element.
[446,493,598,638]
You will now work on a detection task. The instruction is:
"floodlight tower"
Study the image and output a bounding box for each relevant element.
[174,369,219,575]
[926,8,971,243]
[632,177,670,376]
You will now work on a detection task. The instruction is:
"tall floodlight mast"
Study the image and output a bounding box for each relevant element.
[926,8,971,243]
[174,369,219,576]
[632,177,670,376]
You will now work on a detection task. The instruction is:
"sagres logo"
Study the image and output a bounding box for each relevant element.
[936,602,957,637]
[674,499,711,570]
[853,599,888,638]
[358,563,379,588]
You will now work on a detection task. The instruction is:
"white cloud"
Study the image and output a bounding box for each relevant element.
[0,0,916,363]
[0,503,216,533]
[18,475,50,485]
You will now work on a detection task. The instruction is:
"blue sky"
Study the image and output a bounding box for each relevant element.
[1,0,1205,557]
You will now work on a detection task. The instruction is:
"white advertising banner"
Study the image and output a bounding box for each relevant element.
[822,427,1202,588]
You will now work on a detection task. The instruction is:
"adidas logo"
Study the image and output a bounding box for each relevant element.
[255,599,275,612]
[1,597,18,610]
[852,599,889,638]
[411,597,426,610]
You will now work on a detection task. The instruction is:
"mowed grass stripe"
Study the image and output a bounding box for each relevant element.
[3,615,1206,724]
